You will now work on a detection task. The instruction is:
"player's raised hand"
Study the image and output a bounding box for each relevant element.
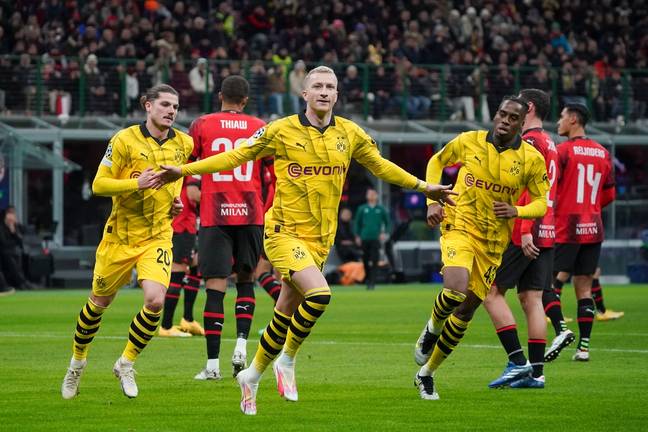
[170,196,184,218]
[424,184,458,206]
[137,168,159,190]
[152,164,183,187]
[426,202,445,228]
[493,201,518,218]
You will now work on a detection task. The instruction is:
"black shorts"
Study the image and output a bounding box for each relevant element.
[554,243,601,276]
[494,244,554,293]
[198,225,263,279]
[172,232,196,265]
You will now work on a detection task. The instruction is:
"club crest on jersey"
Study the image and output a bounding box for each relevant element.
[252,127,265,139]
[174,148,184,163]
[509,160,521,176]
[336,136,348,152]
[447,247,456,259]
[293,247,306,260]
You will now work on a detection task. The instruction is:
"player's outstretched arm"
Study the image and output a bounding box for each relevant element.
[423,183,457,206]
[93,166,158,196]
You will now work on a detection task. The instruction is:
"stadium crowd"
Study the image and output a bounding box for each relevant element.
[1,0,648,121]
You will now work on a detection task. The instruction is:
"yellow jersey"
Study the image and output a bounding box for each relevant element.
[427,130,549,255]
[93,123,194,246]
[183,113,426,248]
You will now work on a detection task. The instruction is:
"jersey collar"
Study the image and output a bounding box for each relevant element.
[522,127,544,135]
[298,112,336,133]
[486,130,522,152]
[139,122,176,145]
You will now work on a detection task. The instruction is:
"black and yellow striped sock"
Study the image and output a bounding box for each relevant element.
[430,288,466,333]
[122,306,161,362]
[72,299,107,360]
[251,308,292,373]
[427,314,470,372]
[284,288,331,357]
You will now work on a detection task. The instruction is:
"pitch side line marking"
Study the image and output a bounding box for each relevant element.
[1,332,647,354]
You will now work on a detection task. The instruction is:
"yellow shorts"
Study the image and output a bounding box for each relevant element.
[440,230,503,300]
[92,238,173,297]
[263,230,329,282]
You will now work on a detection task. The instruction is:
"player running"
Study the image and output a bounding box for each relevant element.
[61,84,193,399]
[413,95,550,400]
[153,65,456,415]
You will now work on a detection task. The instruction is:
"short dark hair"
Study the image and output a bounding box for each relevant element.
[500,95,529,116]
[519,88,550,120]
[221,75,249,104]
[139,84,178,109]
[564,103,590,126]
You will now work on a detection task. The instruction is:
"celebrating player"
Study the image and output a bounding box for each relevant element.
[61,84,193,399]
[543,104,615,362]
[189,75,272,380]
[153,65,456,415]
[159,175,202,338]
[483,89,557,389]
[413,95,550,400]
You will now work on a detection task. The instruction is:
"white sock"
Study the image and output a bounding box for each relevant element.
[207,358,220,371]
[418,364,434,377]
[276,351,295,367]
[70,358,86,368]
[235,337,247,353]
[119,356,134,367]
[247,361,264,382]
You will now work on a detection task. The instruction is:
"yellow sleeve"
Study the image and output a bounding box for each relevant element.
[92,136,139,196]
[351,126,426,191]
[425,134,463,204]
[516,156,549,219]
[181,123,276,176]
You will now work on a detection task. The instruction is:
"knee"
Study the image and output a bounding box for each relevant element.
[145,299,164,313]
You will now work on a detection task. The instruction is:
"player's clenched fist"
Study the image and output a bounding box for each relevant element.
[426,202,445,228]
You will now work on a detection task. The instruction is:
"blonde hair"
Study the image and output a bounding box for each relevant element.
[304,65,337,87]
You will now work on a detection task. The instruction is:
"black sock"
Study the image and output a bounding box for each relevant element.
[577,298,595,351]
[553,278,564,297]
[161,271,184,329]
[204,290,225,359]
[183,266,200,321]
[591,278,606,313]
[496,325,526,365]
[543,289,566,336]
[235,282,255,339]
[528,339,546,378]
[258,271,281,303]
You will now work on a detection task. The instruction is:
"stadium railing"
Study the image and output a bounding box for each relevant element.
[1,56,647,123]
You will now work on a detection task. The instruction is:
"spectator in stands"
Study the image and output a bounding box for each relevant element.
[189,57,214,111]
[407,66,432,119]
[335,208,361,263]
[267,65,286,118]
[169,61,192,113]
[288,60,306,114]
[0,206,36,290]
[369,65,395,120]
[341,64,364,115]
[248,60,268,117]
[84,54,107,114]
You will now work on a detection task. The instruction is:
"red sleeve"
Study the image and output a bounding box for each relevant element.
[601,185,615,208]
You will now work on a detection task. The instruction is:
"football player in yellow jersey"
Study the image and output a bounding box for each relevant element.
[154,65,457,415]
[413,96,550,400]
[61,84,194,400]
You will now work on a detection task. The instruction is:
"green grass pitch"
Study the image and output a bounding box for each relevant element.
[1,284,646,431]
